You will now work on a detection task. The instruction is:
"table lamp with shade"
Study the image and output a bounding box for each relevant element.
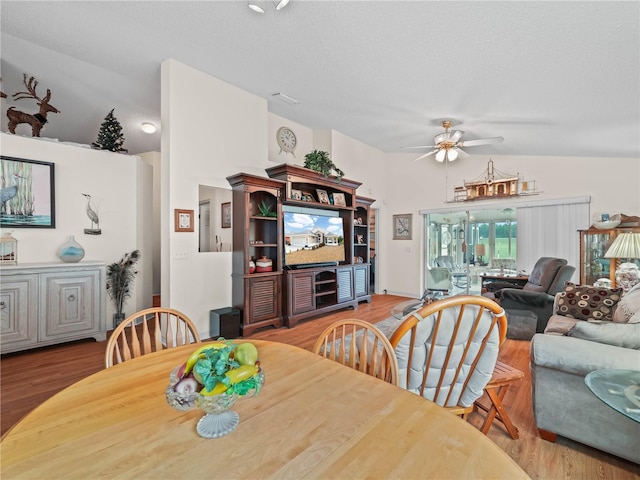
[475,244,486,266]
[604,232,640,292]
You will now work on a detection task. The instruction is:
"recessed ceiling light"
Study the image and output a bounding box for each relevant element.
[248,3,266,13]
[271,92,300,105]
[275,0,290,10]
[141,122,157,134]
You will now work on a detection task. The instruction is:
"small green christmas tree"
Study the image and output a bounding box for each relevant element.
[92,108,127,152]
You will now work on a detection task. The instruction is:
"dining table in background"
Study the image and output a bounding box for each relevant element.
[1,340,528,479]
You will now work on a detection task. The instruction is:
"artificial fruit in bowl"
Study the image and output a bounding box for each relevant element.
[171,340,262,398]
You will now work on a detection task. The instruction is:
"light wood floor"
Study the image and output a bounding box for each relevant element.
[2,294,639,479]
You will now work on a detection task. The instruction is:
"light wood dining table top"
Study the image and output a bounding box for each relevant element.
[1,339,528,479]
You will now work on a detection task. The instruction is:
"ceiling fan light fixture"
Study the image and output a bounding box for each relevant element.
[275,0,290,10]
[448,149,459,161]
[435,149,447,162]
[434,133,447,144]
[248,3,266,13]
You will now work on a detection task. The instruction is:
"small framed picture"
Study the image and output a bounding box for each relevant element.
[175,209,194,232]
[393,213,412,240]
[331,193,346,207]
[316,189,330,204]
[291,189,302,201]
[221,202,231,228]
[301,192,316,202]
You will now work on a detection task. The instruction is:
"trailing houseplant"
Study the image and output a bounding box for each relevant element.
[107,249,141,326]
[303,150,344,181]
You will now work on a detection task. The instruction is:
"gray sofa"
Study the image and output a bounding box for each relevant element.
[530,284,640,464]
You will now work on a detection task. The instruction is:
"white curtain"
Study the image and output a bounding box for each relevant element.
[516,198,590,280]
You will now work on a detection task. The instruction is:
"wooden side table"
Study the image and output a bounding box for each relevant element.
[475,360,525,439]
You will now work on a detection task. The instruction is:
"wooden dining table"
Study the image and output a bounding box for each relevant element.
[1,340,528,479]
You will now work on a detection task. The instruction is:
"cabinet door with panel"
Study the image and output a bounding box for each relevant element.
[246,275,281,324]
[287,270,316,316]
[336,267,354,304]
[354,265,369,299]
[0,274,38,350]
[39,269,102,340]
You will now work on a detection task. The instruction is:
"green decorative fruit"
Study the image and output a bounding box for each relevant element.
[235,342,259,366]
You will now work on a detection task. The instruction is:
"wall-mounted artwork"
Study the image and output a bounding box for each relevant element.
[175,209,194,232]
[393,213,412,240]
[0,156,55,228]
[221,202,231,228]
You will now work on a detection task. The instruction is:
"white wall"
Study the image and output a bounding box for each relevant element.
[161,59,270,337]
[0,133,152,327]
[138,151,161,295]
[381,153,640,298]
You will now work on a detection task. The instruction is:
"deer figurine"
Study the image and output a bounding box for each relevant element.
[6,74,60,137]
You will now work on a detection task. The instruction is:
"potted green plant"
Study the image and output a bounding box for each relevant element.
[107,249,141,326]
[303,150,344,181]
[257,199,277,217]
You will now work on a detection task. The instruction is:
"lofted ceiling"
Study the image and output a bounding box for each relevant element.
[1,1,638,158]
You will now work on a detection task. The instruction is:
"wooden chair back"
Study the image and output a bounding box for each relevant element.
[388,295,507,415]
[313,319,400,386]
[105,307,201,368]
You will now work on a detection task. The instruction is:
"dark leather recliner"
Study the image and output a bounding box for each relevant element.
[483,257,576,332]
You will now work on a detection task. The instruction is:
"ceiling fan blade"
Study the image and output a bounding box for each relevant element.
[454,147,469,158]
[459,136,504,147]
[411,149,439,162]
[402,145,436,150]
[449,130,464,143]
[434,132,448,144]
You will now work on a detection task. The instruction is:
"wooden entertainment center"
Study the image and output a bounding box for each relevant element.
[227,164,373,336]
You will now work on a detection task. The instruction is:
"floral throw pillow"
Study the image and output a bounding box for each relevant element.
[556,282,623,322]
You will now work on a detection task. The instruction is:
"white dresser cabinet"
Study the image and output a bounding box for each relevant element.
[1,262,106,353]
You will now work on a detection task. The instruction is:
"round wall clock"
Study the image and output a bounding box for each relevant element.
[276,126,297,156]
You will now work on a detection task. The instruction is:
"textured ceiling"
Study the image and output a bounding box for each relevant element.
[1,1,638,158]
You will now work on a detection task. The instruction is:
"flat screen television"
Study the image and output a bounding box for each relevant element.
[284,211,345,267]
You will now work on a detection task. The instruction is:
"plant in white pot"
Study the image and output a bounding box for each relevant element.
[303,150,344,181]
[107,249,141,327]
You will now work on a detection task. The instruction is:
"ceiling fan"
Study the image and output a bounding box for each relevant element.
[403,120,504,162]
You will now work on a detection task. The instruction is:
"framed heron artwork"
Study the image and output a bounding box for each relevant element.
[0,156,56,228]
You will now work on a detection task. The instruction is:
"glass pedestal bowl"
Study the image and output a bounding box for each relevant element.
[166,366,264,439]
